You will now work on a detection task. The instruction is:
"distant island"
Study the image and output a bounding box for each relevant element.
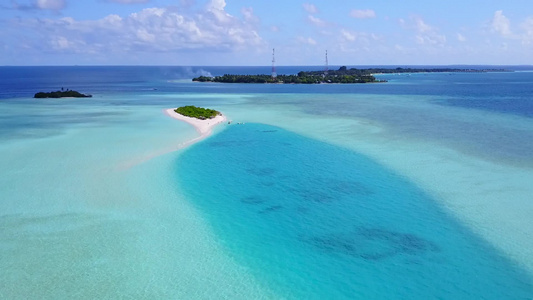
[34,89,92,98]
[193,66,509,84]
[174,105,221,120]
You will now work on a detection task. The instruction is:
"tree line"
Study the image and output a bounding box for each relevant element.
[34,89,92,98]
[193,67,381,84]
[192,66,508,84]
[174,105,220,120]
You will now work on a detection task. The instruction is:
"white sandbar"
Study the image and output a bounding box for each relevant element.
[165,108,226,137]
[120,109,226,169]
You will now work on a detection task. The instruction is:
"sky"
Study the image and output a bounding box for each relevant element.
[1,0,533,66]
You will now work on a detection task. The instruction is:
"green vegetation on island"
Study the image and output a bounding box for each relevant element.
[34,89,92,98]
[193,66,509,84]
[327,66,507,75]
[175,105,221,120]
[193,66,380,84]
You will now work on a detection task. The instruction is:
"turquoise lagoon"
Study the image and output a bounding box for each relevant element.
[0,66,532,298]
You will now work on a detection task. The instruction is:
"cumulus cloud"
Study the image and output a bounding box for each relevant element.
[205,0,233,23]
[488,11,533,44]
[339,29,380,45]
[490,10,512,36]
[400,16,446,46]
[12,3,263,55]
[415,34,446,45]
[241,7,259,23]
[303,3,318,14]
[49,36,74,50]
[208,0,226,11]
[308,15,326,27]
[341,29,356,42]
[350,9,375,19]
[414,17,432,33]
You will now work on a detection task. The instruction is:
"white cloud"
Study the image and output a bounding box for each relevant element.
[350,9,375,19]
[50,36,71,49]
[102,14,122,26]
[341,29,356,42]
[36,0,65,10]
[13,5,264,55]
[398,18,405,26]
[308,15,326,27]
[457,33,467,42]
[303,3,318,14]
[414,17,432,33]
[46,35,90,54]
[400,16,446,47]
[415,34,446,45]
[208,0,226,11]
[207,0,232,23]
[339,29,380,45]
[136,28,155,42]
[521,17,533,44]
[241,7,258,23]
[488,11,533,44]
[297,36,317,45]
[107,0,149,3]
[490,10,512,36]
[9,0,66,10]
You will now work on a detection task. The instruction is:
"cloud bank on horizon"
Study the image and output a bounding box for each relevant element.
[1,0,532,65]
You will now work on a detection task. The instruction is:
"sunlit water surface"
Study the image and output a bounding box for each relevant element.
[0,66,532,298]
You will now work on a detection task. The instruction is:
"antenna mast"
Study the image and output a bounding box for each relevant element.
[324,50,329,76]
[272,48,277,79]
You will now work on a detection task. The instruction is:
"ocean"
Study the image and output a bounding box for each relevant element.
[0,66,532,298]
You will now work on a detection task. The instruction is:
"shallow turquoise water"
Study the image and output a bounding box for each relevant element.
[177,123,532,299]
[1,67,532,298]
[0,100,273,299]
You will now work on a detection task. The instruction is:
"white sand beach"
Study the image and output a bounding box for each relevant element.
[118,109,227,170]
[165,108,226,136]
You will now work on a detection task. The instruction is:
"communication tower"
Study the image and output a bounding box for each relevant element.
[272,48,277,79]
[324,50,329,76]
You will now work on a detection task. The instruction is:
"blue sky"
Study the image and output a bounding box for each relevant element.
[1,0,532,65]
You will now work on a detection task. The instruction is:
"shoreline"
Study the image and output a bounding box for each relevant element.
[118,109,226,170]
[164,108,226,136]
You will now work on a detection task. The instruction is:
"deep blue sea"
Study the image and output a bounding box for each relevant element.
[2,66,532,118]
[0,66,532,299]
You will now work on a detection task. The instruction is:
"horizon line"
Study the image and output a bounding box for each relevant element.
[2,64,533,68]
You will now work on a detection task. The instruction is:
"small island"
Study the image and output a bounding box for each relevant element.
[193,66,509,84]
[166,106,226,137]
[174,105,221,120]
[193,66,380,84]
[34,89,92,98]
